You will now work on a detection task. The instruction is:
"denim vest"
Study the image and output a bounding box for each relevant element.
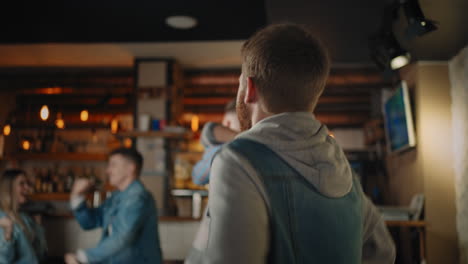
[228,138,363,264]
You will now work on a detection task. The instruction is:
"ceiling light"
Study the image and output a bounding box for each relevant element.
[370,31,411,71]
[403,0,438,38]
[166,15,198,30]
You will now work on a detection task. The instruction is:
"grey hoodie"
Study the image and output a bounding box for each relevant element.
[186,112,395,264]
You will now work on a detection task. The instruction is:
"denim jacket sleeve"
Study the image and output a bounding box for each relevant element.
[192,144,223,185]
[0,225,39,264]
[192,122,224,185]
[73,200,105,230]
[84,193,150,263]
[23,215,47,261]
[0,227,14,264]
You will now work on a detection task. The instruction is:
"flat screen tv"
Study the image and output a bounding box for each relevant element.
[383,81,416,153]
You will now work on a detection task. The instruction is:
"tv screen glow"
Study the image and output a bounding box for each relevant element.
[383,81,416,153]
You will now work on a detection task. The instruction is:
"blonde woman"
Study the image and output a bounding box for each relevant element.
[0,169,47,264]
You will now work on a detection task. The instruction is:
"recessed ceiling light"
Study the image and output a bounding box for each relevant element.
[165,15,198,30]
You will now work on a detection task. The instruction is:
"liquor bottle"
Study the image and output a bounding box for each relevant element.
[90,167,102,190]
[41,168,48,193]
[65,167,75,193]
[34,168,42,193]
[45,168,53,193]
[55,167,64,193]
[83,167,90,179]
[51,164,59,193]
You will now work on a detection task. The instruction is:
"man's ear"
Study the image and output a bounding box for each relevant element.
[245,77,258,103]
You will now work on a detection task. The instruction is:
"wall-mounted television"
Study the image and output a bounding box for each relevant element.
[383,81,416,153]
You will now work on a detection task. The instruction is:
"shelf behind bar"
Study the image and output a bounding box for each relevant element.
[385,220,426,227]
[28,192,93,201]
[43,212,201,222]
[171,189,209,197]
[117,131,193,140]
[9,152,108,161]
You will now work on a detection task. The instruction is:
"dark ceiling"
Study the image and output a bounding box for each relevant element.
[0,0,466,63]
[0,0,266,42]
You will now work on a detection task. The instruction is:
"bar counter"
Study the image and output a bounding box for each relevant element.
[41,211,201,261]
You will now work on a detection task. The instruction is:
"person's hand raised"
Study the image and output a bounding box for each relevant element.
[71,178,93,197]
[64,253,80,264]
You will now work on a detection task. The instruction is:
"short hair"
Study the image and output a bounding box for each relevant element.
[241,23,330,113]
[224,99,236,113]
[110,148,143,176]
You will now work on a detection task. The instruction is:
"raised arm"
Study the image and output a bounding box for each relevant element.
[70,179,104,230]
[192,122,238,186]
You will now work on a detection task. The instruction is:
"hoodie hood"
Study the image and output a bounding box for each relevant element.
[237,112,352,198]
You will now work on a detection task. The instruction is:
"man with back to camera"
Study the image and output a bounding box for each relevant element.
[186,23,396,264]
[192,99,240,186]
[65,147,162,264]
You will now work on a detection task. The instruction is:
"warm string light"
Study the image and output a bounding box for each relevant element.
[40,105,50,121]
[191,115,199,132]
[55,119,65,129]
[80,110,89,122]
[22,140,31,151]
[3,124,11,136]
[111,119,119,134]
[55,113,65,129]
[123,138,133,148]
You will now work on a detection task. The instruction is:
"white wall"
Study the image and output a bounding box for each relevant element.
[387,62,459,263]
[330,128,365,150]
[449,45,468,263]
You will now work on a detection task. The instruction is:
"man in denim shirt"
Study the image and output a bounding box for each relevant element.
[192,100,240,186]
[65,148,162,264]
